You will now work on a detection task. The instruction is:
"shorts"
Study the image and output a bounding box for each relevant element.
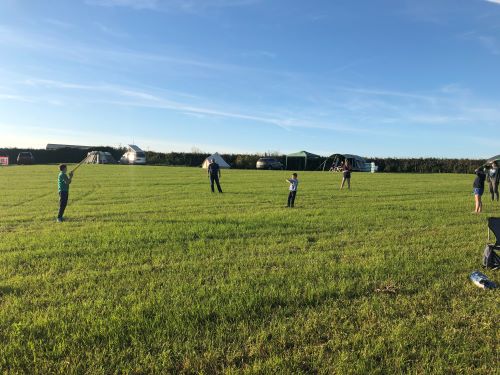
[343,172,351,178]
[473,188,484,196]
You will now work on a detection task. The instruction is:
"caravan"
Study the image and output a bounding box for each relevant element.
[120,145,147,165]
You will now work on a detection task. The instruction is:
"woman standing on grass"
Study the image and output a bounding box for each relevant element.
[340,160,352,190]
[473,167,486,214]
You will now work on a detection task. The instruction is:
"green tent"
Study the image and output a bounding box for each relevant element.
[285,150,321,170]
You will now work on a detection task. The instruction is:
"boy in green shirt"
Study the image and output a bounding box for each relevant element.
[57,164,73,222]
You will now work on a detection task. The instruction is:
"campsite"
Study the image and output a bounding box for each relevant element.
[2,0,500,373]
[0,165,498,373]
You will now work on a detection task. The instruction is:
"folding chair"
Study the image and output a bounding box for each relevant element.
[487,217,500,247]
[485,218,500,270]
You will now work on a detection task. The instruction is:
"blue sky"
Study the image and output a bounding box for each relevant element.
[0,0,499,157]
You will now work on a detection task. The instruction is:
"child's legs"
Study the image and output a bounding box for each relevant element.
[474,194,481,212]
[340,178,345,189]
[290,191,296,207]
[347,177,351,189]
[489,182,495,200]
[494,182,499,200]
[58,191,68,218]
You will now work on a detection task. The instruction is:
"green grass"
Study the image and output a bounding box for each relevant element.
[0,165,498,374]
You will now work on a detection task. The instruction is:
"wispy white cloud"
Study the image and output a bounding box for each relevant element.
[239,50,277,59]
[44,18,74,29]
[21,77,388,136]
[85,0,159,10]
[95,23,128,38]
[485,0,500,5]
[478,35,500,54]
[85,0,261,12]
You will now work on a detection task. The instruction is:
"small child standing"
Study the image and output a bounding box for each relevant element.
[473,167,486,214]
[285,173,299,208]
[57,164,73,222]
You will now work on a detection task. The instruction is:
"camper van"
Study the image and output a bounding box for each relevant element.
[120,145,147,165]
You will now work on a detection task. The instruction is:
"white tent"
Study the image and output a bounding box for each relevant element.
[202,152,231,169]
[83,151,117,164]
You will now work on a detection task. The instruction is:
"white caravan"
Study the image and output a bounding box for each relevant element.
[120,145,147,165]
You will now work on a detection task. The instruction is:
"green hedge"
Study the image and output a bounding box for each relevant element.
[0,148,485,173]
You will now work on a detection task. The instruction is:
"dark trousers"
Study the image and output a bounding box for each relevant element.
[58,191,69,219]
[287,190,297,207]
[489,182,499,201]
[210,175,222,193]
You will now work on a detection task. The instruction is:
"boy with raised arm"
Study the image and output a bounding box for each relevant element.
[57,164,73,222]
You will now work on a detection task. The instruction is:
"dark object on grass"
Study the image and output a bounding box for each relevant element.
[483,245,500,270]
[483,218,500,270]
[469,271,497,289]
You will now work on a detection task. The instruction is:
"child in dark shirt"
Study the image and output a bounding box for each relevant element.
[473,167,486,214]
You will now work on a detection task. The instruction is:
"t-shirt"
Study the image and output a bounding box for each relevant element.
[208,162,220,176]
[473,170,486,189]
[488,168,498,183]
[288,178,298,191]
[58,172,71,192]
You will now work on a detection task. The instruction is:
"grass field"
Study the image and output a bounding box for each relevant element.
[0,165,498,374]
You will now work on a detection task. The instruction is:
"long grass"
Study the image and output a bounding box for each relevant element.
[0,165,498,374]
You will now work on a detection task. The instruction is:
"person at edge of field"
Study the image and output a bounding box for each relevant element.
[285,173,299,208]
[340,160,352,190]
[208,158,223,193]
[473,167,486,214]
[57,164,73,222]
[486,161,499,202]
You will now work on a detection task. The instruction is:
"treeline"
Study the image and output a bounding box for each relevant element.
[2,147,125,164]
[369,158,484,174]
[0,148,486,173]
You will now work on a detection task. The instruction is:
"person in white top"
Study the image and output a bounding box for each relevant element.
[285,173,299,208]
[487,161,499,201]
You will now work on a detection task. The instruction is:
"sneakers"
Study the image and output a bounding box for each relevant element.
[56,218,63,223]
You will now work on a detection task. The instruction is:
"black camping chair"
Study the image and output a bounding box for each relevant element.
[488,217,500,248]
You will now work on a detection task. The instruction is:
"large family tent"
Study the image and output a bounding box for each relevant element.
[83,151,117,164]
[321,153,376,172]
[202,152,231,168]
[285,151,321,170]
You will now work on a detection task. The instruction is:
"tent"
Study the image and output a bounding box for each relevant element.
[285,151,321,170]
[486,155,500,165]
[321,153,375,172]
[202,152,231,169]
[83,151,117,164]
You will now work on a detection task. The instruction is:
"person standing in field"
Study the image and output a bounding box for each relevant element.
[473,167,486,214]
[487,161,499,202]
[208,158,223,193]
[285,173,299,207]
[57,164,73,222]
[340,160,352,190]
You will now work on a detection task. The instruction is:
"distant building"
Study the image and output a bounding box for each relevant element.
[46,144,92,150]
